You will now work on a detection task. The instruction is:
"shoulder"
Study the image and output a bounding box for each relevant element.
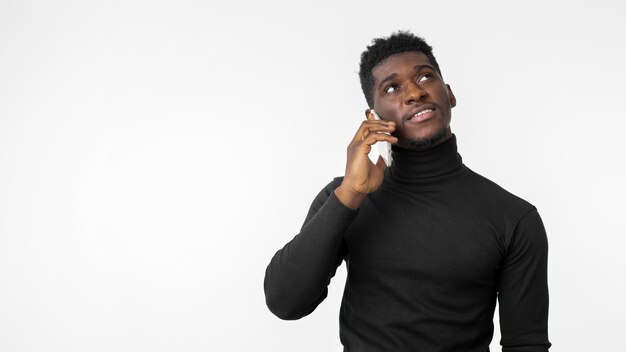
[460,167,547,251]
[461,166,537,221]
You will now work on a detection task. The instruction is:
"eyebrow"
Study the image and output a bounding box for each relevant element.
[376,64,436,90]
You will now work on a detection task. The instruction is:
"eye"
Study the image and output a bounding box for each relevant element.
[418,73,432,83]
[384,84,399,94]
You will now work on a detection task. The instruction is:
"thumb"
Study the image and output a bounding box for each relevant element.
[375,155,388,172]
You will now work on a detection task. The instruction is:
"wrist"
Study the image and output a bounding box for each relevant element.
[334,184,367,211]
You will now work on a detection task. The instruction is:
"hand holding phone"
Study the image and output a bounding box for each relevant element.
[368,110,393,167]
[334,111,397,210]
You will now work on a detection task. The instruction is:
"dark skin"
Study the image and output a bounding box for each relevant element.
[334,51,457,210]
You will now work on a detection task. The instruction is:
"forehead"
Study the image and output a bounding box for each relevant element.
[371,51,432,82]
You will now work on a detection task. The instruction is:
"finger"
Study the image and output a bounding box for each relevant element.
[362,132,398,147]
[352,133,397,155]
[352,120,396,142]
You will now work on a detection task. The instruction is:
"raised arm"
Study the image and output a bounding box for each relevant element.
[264,115,398,320]
[498,208,551,352]
[264,179,353,320]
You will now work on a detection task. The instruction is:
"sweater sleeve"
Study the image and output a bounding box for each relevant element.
[498,208,551,352]
[264,179,356,320]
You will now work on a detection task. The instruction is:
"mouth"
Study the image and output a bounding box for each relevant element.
[406,105,436,123]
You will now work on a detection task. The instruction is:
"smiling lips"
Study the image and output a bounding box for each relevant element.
[407,107,436,123]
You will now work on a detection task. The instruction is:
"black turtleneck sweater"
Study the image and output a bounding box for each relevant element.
[264,135,550,352]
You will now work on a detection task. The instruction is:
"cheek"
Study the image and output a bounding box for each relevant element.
[373,107,393,122]
[438,88,454,107]
[377,101,403,122]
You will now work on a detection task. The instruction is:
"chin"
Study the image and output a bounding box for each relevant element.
[404,127,451,150]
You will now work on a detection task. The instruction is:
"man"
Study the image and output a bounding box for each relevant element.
[264,31,550,352]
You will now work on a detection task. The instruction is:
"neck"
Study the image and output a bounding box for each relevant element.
[388,133,464,184]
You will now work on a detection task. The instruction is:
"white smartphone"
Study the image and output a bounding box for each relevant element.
[369,110,393,167]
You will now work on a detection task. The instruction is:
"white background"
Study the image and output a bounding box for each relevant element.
[1,0,625,351]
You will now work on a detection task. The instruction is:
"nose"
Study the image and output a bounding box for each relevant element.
[404,82,426,104]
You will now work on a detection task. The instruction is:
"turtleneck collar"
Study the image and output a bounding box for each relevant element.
[387,134,465,185]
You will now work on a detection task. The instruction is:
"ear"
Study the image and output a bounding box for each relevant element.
[446,84,457,108]
[365,108,376,120]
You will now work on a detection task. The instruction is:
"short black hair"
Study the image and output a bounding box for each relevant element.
[359,31,442,107]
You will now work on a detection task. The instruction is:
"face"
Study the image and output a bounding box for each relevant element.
[369,51,456,150]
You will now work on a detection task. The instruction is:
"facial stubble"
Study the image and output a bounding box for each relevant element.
[404,126,449,151]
